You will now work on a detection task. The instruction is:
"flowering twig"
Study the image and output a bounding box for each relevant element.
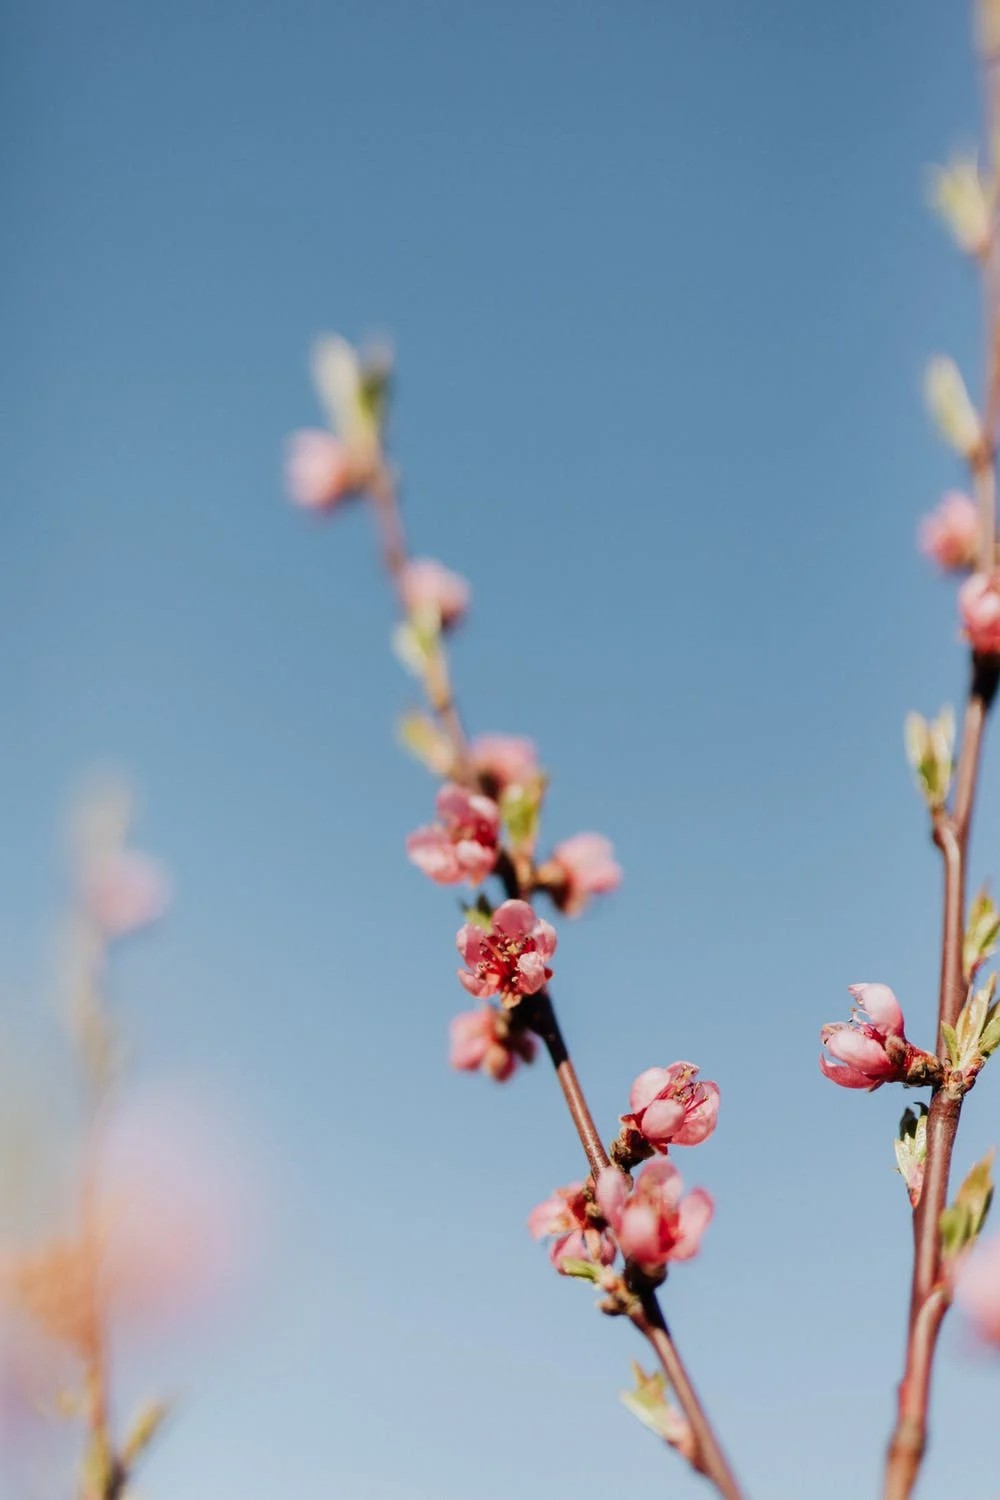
[286,338,742,1496]
[881,21,1000,1493]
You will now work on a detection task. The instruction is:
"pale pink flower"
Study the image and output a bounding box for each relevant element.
[820,983,908,1090]
[919,492,979,571]
[83,850,170,938]
[545,833,622,917]
[596,1159,713,1274]
[527,1182,615,1272]
[407,783,500,886]
[622,1063,720,1151]
[960,572,1000,655]
[449,1007,535,1081]
[469,734,541,794]
[955,1230,1000,1344]
[285,429,356,511]
[456,898,556,1002]
[400,557,470,630]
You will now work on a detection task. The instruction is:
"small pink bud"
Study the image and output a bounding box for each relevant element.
[596,1160,712,1274]
[469,734,541,795]
[919,492,979,571]
[399,558,470,631]
[527,1182,615,1273]
[83,850,170,939]
[448,1007,534,1082]
[622,1063,720,1151]
[955,1230,1000,1344]
[456,898,556,1002]
[543,833,622,917]
[819,983,919,1090]
[959,572,1000,655]
[285,429,357,511]
[406,783,500,886]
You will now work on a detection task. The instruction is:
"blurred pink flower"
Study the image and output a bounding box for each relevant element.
[400,557,470,630]
[955,1230,1000,1344]
[596,1159,713,1274]
[820,983,907,1090]
[919,492,979,571]
[449,1007,535,1081]
[545,833,622,917]
[528,1182,615,1272]
[469,734,540,794]
[960,572,1000,655]
[83,849,170,938]
[285,429,357,511]
[407,783,500,886]
[622,1063,720,1151]
[456,899,556,1001]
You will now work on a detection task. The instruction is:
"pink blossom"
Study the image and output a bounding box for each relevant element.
[400,557,470,630]
[469,734,540,794]
[285,429,356,511]
[83,850,170,938]
[919,492,980,571]
[820,983,907,1090]
[955,1230,1000,1344]
[622,1063,720,1151]
[449,1007,535,1081]
[456,899,556,1002]
[545,833,622,917]
[527,1182,615,1272]
[960,572,1000,655]
[596,1160,713,1274]
[406,783,500,886]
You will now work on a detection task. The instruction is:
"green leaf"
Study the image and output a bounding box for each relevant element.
[940,1022,960,1068]
[941,1148,995,1262]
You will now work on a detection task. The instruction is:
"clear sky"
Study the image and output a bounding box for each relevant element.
[3,1,999,1496]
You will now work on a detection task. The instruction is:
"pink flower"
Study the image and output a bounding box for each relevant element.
[622,1063,720,1151]
[820,983,908,1090]
[544,833,622,917]
[83,850,170,938]
[919,492,980,571]
[527,1182,615,1272]
[596,1160,713,1274]
[285,429,357,511]
[469,734,540,794]
[456,899,556,1002]
[406,784,500,886]
[960,572,1000,655]
[449,1007,535,1081]
[955,1230,1000,1344]
[400,558,470,630]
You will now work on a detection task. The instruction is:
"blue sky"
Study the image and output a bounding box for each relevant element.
[2,1,999,1496]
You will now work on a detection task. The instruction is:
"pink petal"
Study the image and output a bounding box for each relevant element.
[456,925,488,965]
[532,918,558,959]
[671,1189,714,1261]
[636,1157,683,1207]
[595,1166,628,1228]
[847,983,904,1038]
[672,1082,721,1146]
[617,1203,662,1266]
[818,1054,878,1090]
[823,1028,892,1076]
[449,1011,491,1070]
[629,1066,675,1114]
[515,951,548,994]
[493,899,537,940]
[407,828,461,883]
[458,968,495,999]
[639,1097,686,1145]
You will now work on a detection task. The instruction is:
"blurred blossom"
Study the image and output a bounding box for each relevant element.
[469,734,541,795]
[955,1230,1000,1344]
[285,429,356,512]
[407,783,500,886]
[527,1181,615,1272]
[399,558,470,631]
[960,572,1000,655]
[919,492,979,572]
[449,1007,535,1081]
[82,849,170,940]
[540,833,622,917]
[596,1160,713,1274]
